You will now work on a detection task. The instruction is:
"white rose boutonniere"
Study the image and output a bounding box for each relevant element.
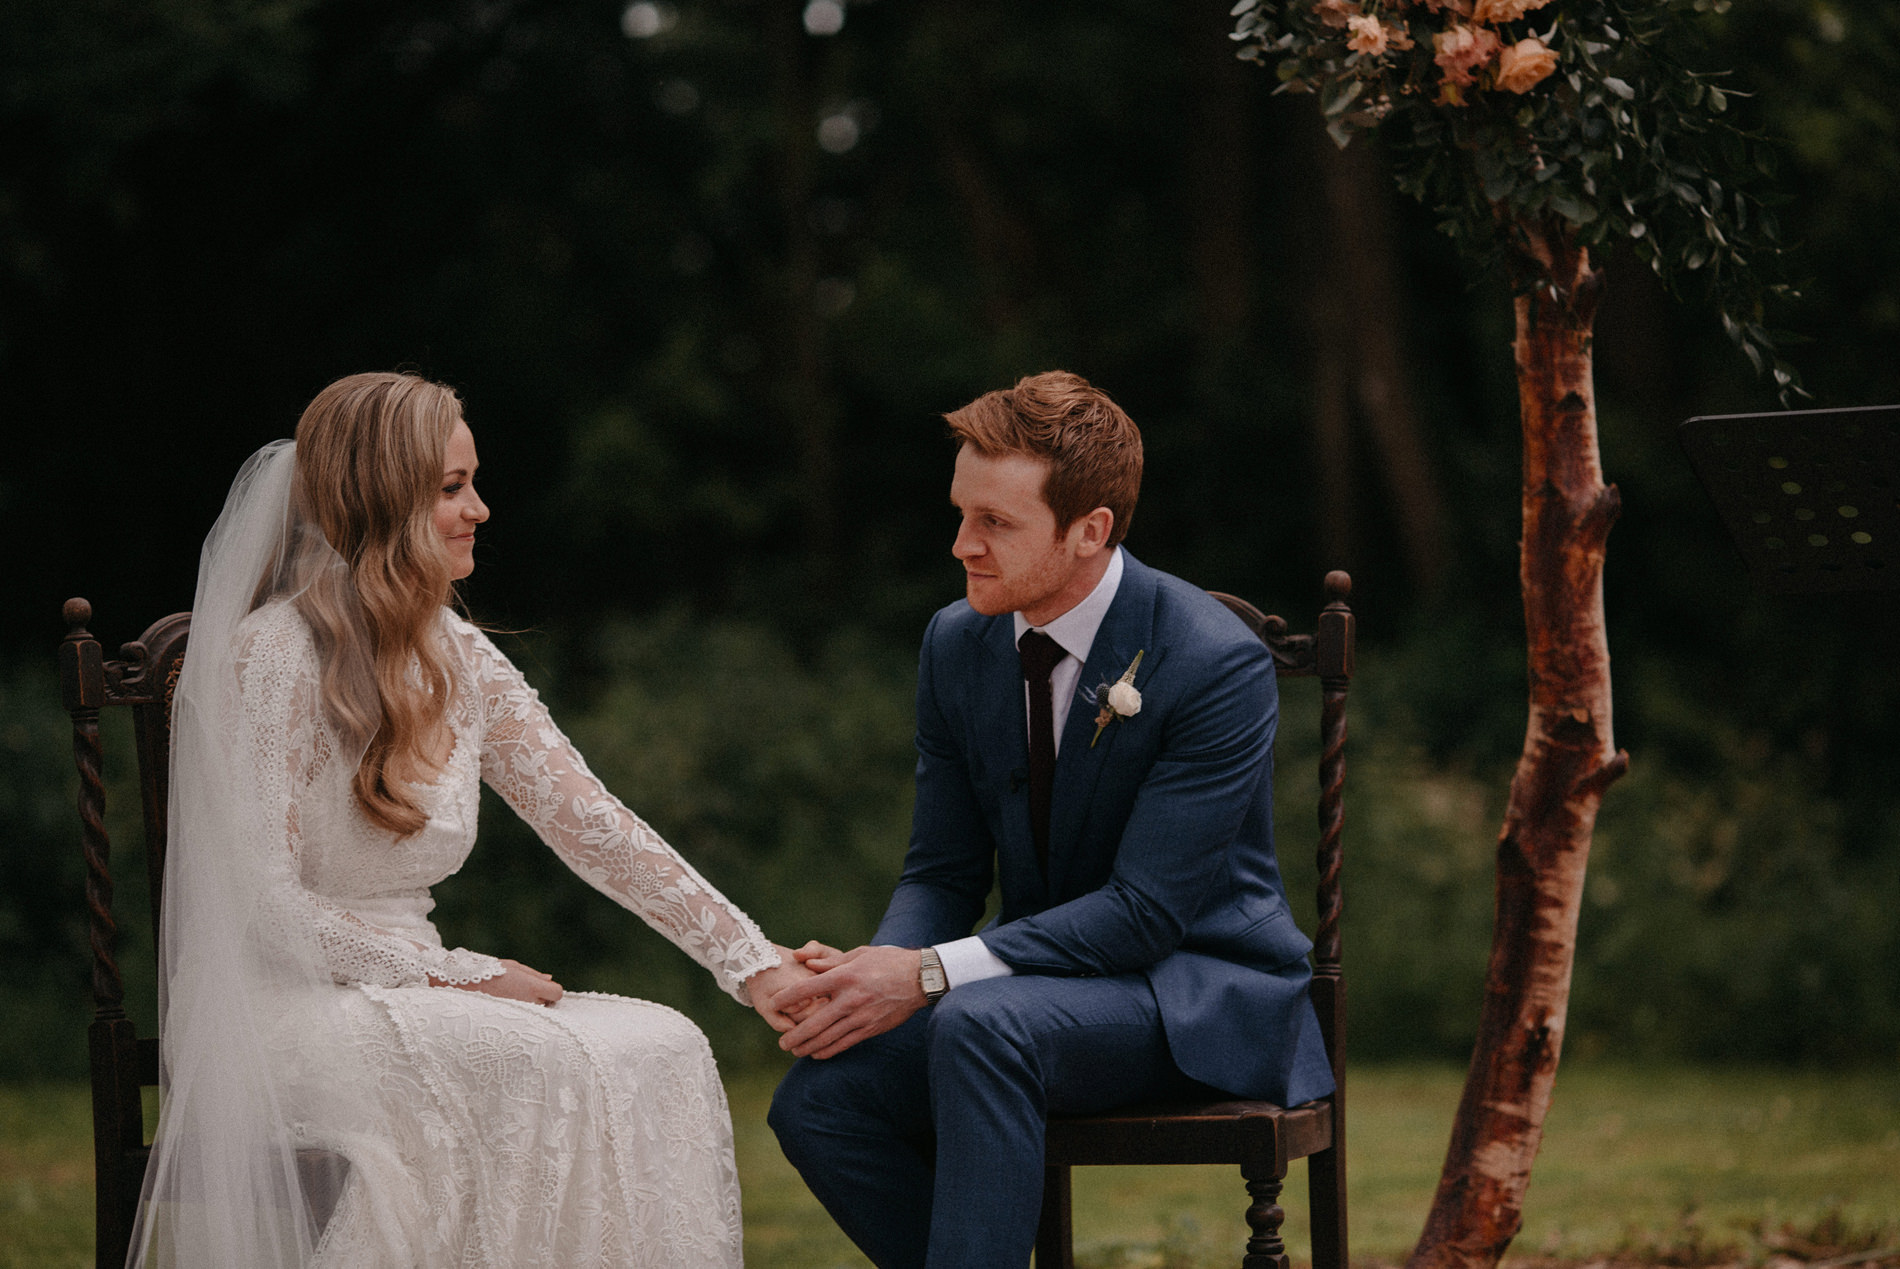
[1090,649,1146,748]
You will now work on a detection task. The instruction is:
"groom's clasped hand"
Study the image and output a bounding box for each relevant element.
[767,941,929,1059]
[740,944,834,1033]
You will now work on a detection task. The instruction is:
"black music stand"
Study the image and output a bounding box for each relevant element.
[1678,405,1900,594]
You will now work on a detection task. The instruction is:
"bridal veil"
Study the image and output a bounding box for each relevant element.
[130,439,382,1267]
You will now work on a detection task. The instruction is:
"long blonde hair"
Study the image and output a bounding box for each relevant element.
[292,372,464,837]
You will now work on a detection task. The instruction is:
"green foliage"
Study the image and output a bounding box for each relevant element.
[1271,625,1900,1065]
[0,0,314,301]
[0,666,139,1081]
[6,613,1897,1079]
[1232,0,1802,396]
[419,613,1900,1069]
[1572,650,1900,1062]
[0,0,313,146]
[1713,0,1900,405]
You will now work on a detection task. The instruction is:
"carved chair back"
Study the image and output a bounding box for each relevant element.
[58,599,188,1267]
[58,599,347,1268]
[1036,571,1354,1269]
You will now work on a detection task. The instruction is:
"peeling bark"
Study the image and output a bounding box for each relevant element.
[1407,217,1630,1269]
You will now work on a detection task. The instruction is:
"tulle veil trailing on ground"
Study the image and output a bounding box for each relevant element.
[130,440,383,1267]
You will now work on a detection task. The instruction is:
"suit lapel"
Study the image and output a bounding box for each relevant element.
[1046,554,1165,893]
[969,613,1026,774]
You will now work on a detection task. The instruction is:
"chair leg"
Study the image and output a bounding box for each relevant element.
[1035,1165,1074,1269]
[91,1018,142,1269]
[1240,1164,1290,1269]
[1308,1143,1349,1269]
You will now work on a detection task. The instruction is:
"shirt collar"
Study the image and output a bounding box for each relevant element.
[1012,546,1124,664]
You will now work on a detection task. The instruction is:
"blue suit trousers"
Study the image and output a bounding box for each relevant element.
[769,974,1206,1269]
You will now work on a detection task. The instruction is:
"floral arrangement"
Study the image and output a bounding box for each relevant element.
[1231,0,1798,391]
[1253,0,1568,122]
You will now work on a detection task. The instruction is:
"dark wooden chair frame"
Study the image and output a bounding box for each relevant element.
[59,598,186,1268]
[59,599,347,1269]
[1035,572,1355,1269]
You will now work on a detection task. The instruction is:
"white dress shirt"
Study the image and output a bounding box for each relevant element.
[933,547,1126,989]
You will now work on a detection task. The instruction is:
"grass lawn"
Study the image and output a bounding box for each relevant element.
[5,1063,1896,1269]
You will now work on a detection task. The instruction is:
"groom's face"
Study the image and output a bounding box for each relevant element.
[950,445,1092,624]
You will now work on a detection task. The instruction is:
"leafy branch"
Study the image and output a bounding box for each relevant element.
[1232,0,1804,399]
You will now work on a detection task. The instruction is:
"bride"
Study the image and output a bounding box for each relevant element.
[135,371,813,1267]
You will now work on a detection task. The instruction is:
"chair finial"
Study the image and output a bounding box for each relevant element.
[1323,571,1352,602]
[64,597,94,636]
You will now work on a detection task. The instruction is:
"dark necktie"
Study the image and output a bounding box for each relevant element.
[1018,629,1066,873]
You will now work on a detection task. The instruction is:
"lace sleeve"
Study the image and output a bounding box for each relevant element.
[454,620,780,1003]
[236,608,505,989]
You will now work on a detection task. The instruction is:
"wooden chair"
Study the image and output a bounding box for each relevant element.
[59,599,347,1268]
[1036,571,1355,1269]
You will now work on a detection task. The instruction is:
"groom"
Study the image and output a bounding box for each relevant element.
[767,371,1333,1268]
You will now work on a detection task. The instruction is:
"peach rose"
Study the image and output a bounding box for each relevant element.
[1432,23,1503,87]
[1420,0,1473,16]
[1494,36,1558,93]
[1314,0,1360,29]
[1346,13,1388,54]
[1472,0,1551,24]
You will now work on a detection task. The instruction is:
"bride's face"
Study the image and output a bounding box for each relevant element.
[435,419,488,579]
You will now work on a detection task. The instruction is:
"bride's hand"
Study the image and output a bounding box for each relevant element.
[745,945,828,1033]
[433,958,564,1006]
[791,940,844,964]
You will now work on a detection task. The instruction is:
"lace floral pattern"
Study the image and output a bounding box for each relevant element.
[231,602,770,1266]
[453,614,780,999]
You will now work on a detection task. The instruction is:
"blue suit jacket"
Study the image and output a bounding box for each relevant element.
[873,552,1335,1106]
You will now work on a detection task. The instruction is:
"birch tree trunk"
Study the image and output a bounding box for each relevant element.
[1407,216,1631,1269]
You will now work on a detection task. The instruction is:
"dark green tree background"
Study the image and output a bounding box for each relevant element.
[3,0,1896,1076]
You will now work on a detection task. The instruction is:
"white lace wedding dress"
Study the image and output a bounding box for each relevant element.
[232,600,777,1268]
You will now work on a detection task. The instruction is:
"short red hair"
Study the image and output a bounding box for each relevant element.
[944,371,1143,547]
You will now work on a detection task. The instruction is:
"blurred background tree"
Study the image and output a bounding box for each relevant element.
[3,0,1896,1080]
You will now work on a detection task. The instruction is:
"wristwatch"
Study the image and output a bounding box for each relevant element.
[918,947,949,1002]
